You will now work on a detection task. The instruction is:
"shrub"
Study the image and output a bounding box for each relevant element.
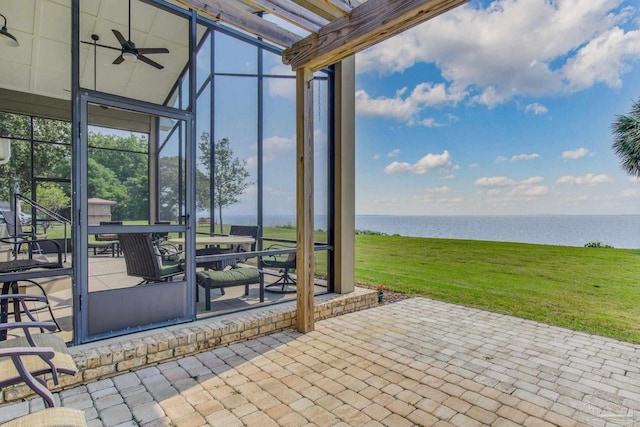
[355,229,388,236]
[275,223,296,229]
[584,241,614,248]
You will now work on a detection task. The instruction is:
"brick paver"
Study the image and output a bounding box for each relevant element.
[1,298,639,426]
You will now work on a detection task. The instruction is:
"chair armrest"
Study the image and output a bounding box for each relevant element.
[156,242,185,262]
[0,237,25,244]
[0,321,57,333]
[0,346,55,358]
[0,294,47,302]
[0,346,58,407]
[0,321,57,347]
[0,294,50,324]
[30,239,63,267]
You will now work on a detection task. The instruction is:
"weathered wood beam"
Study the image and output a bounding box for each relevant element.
[283,0,468,71]
[244,0,329,33]
[317,0,356,15]
[290,0,345,20]
[296,67,315,333]
[174,0,302,47]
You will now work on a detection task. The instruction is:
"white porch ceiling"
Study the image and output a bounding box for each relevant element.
[0,0,199,105]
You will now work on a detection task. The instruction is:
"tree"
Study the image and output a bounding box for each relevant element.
[0,113,70,201]
[198,134,252,233]
[35,183,70,234]
[612,97,640,177]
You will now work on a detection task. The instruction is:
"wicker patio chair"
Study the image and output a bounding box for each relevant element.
[117,233,185,285]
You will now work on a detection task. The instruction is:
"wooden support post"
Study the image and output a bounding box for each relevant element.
[333,57,355,294]
[296,67,315,333]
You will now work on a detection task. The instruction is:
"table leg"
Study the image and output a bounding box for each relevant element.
[1,281,9,340]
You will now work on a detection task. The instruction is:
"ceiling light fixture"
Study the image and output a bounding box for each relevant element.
[0,14,19,47]
[122,51,137,62]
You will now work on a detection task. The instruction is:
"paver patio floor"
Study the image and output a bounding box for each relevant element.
[1,297,639,426]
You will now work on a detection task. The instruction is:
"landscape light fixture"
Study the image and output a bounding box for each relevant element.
[0,14,19,47]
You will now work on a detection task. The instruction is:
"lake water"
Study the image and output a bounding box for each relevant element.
[222,214,640,249]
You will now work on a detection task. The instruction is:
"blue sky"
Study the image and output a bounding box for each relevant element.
[354,0,640,216]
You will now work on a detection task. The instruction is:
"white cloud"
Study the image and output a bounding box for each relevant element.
[525,103,548,115]
[421,187,462,205]
[476,176,515,186]
[355,89,416,121]
[357,0,639,107]
[417,118,444,127]
[248,135,295,168]
[425,186,452,194]
[355,83,466,123]
[621,188,640,198]
[562,147,590,159]
[496,153,540,163]
[267,65,295,99]
[511,153,541,161]
[373,153,380,160]
[475,176,544,187]
[469,163,479,168]
[563,27,640,91]
[264,135,294,152]
[475,176,549,202]
[385,150,456,175]
[556,173,614,185]
[387,149,400,158]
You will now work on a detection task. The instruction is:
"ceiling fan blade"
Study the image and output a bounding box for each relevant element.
[112,29,127,47]
[113,55,125,65]
[138,54,164,70]
[137,47,169,55]
[81,40,121,52]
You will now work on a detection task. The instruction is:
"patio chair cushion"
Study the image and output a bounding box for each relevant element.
[152,245,184,276]
[158,257,184,277]
[197,268,260,288]
[0,333,78,382]
[2,407,87,427]
[196,267,263,310]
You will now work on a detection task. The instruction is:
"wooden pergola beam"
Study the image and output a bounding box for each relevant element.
[244,0,329,33]
[174,0,302,47]
[290,0,348,20]
[283,0,468,71]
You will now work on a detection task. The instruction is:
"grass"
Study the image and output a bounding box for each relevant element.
[44,223,640,342]
[355,235,640,343]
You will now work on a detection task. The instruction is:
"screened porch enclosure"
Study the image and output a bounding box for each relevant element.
[0,0,335,345]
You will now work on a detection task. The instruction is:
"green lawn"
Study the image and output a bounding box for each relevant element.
[355,235,640,343]
[45,223,640,342]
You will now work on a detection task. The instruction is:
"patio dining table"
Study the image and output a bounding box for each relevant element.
[167,235,255,247]
[169,235,256,271]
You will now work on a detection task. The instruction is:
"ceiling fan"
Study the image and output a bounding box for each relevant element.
[82,0,169,69]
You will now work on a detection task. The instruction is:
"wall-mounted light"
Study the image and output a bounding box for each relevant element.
[0,14,19,47]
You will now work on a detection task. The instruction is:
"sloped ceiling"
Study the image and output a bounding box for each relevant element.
[0,0,196,105]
